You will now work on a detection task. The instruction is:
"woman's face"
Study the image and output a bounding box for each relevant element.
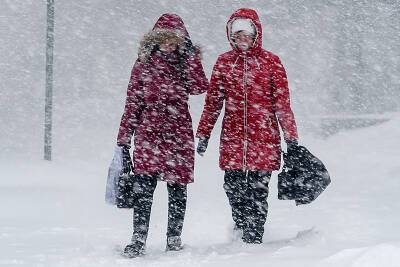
[233,31,255,51]
[160,39,178,54]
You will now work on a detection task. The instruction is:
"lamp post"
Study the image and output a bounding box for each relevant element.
[44,0,54,160]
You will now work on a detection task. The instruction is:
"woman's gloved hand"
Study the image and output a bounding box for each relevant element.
[196,137,209,156]
[286,139,299,153]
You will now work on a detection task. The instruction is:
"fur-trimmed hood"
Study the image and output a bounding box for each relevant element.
[137,14,201,62]
[138,29,185,62]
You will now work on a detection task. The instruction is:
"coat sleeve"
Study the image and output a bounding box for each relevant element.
[185,48,209,95]
[270,55,298,142]
[117,60,146,147]
[196,57,225,138]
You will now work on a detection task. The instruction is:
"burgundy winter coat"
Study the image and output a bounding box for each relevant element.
[117,14,208,184]
[196,8,298,172]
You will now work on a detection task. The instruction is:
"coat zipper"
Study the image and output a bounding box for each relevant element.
[243,55,249,171]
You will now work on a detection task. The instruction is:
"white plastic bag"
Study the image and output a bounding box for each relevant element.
[105,146,123,205]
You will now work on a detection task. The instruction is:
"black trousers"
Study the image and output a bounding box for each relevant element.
[223,170,271,242]
[131,174,187,244]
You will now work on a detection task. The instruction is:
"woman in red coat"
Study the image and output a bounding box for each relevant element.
[196,8,299,244]
[117,14,208,257]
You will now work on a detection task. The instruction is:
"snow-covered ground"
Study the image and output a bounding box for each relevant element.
[1,116,399,267]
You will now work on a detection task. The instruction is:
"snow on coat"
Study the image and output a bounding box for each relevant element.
[117,14,209,184]
[196,8,298,172]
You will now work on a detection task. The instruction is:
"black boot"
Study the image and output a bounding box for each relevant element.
[242,228,263,244]
[122,240,145,258]
[166,236,183,251]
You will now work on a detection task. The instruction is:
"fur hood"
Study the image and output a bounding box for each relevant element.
[138,29,185,62]
[138,28,202,63]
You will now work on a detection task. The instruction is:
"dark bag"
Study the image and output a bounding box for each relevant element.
[278,145,331,205]
[116,173,136,209]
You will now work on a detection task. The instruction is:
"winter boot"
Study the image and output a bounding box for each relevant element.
[242,228,263,244]
[166,236,183,251]
[122,241,145,258]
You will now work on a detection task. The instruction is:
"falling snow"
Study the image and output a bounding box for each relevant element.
[1,0,400,266]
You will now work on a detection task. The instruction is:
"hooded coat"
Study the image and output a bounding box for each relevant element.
[196,8,298,171]
[117,14,208,184]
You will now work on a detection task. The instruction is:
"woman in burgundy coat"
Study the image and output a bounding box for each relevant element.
[196,8,299,244]
[116,14,208,257]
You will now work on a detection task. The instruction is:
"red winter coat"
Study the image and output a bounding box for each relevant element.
[117,14,208,184]
[196,8,298,172]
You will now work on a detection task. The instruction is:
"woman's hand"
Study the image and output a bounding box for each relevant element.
[286,139,299,153]
[196,137,209,156]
